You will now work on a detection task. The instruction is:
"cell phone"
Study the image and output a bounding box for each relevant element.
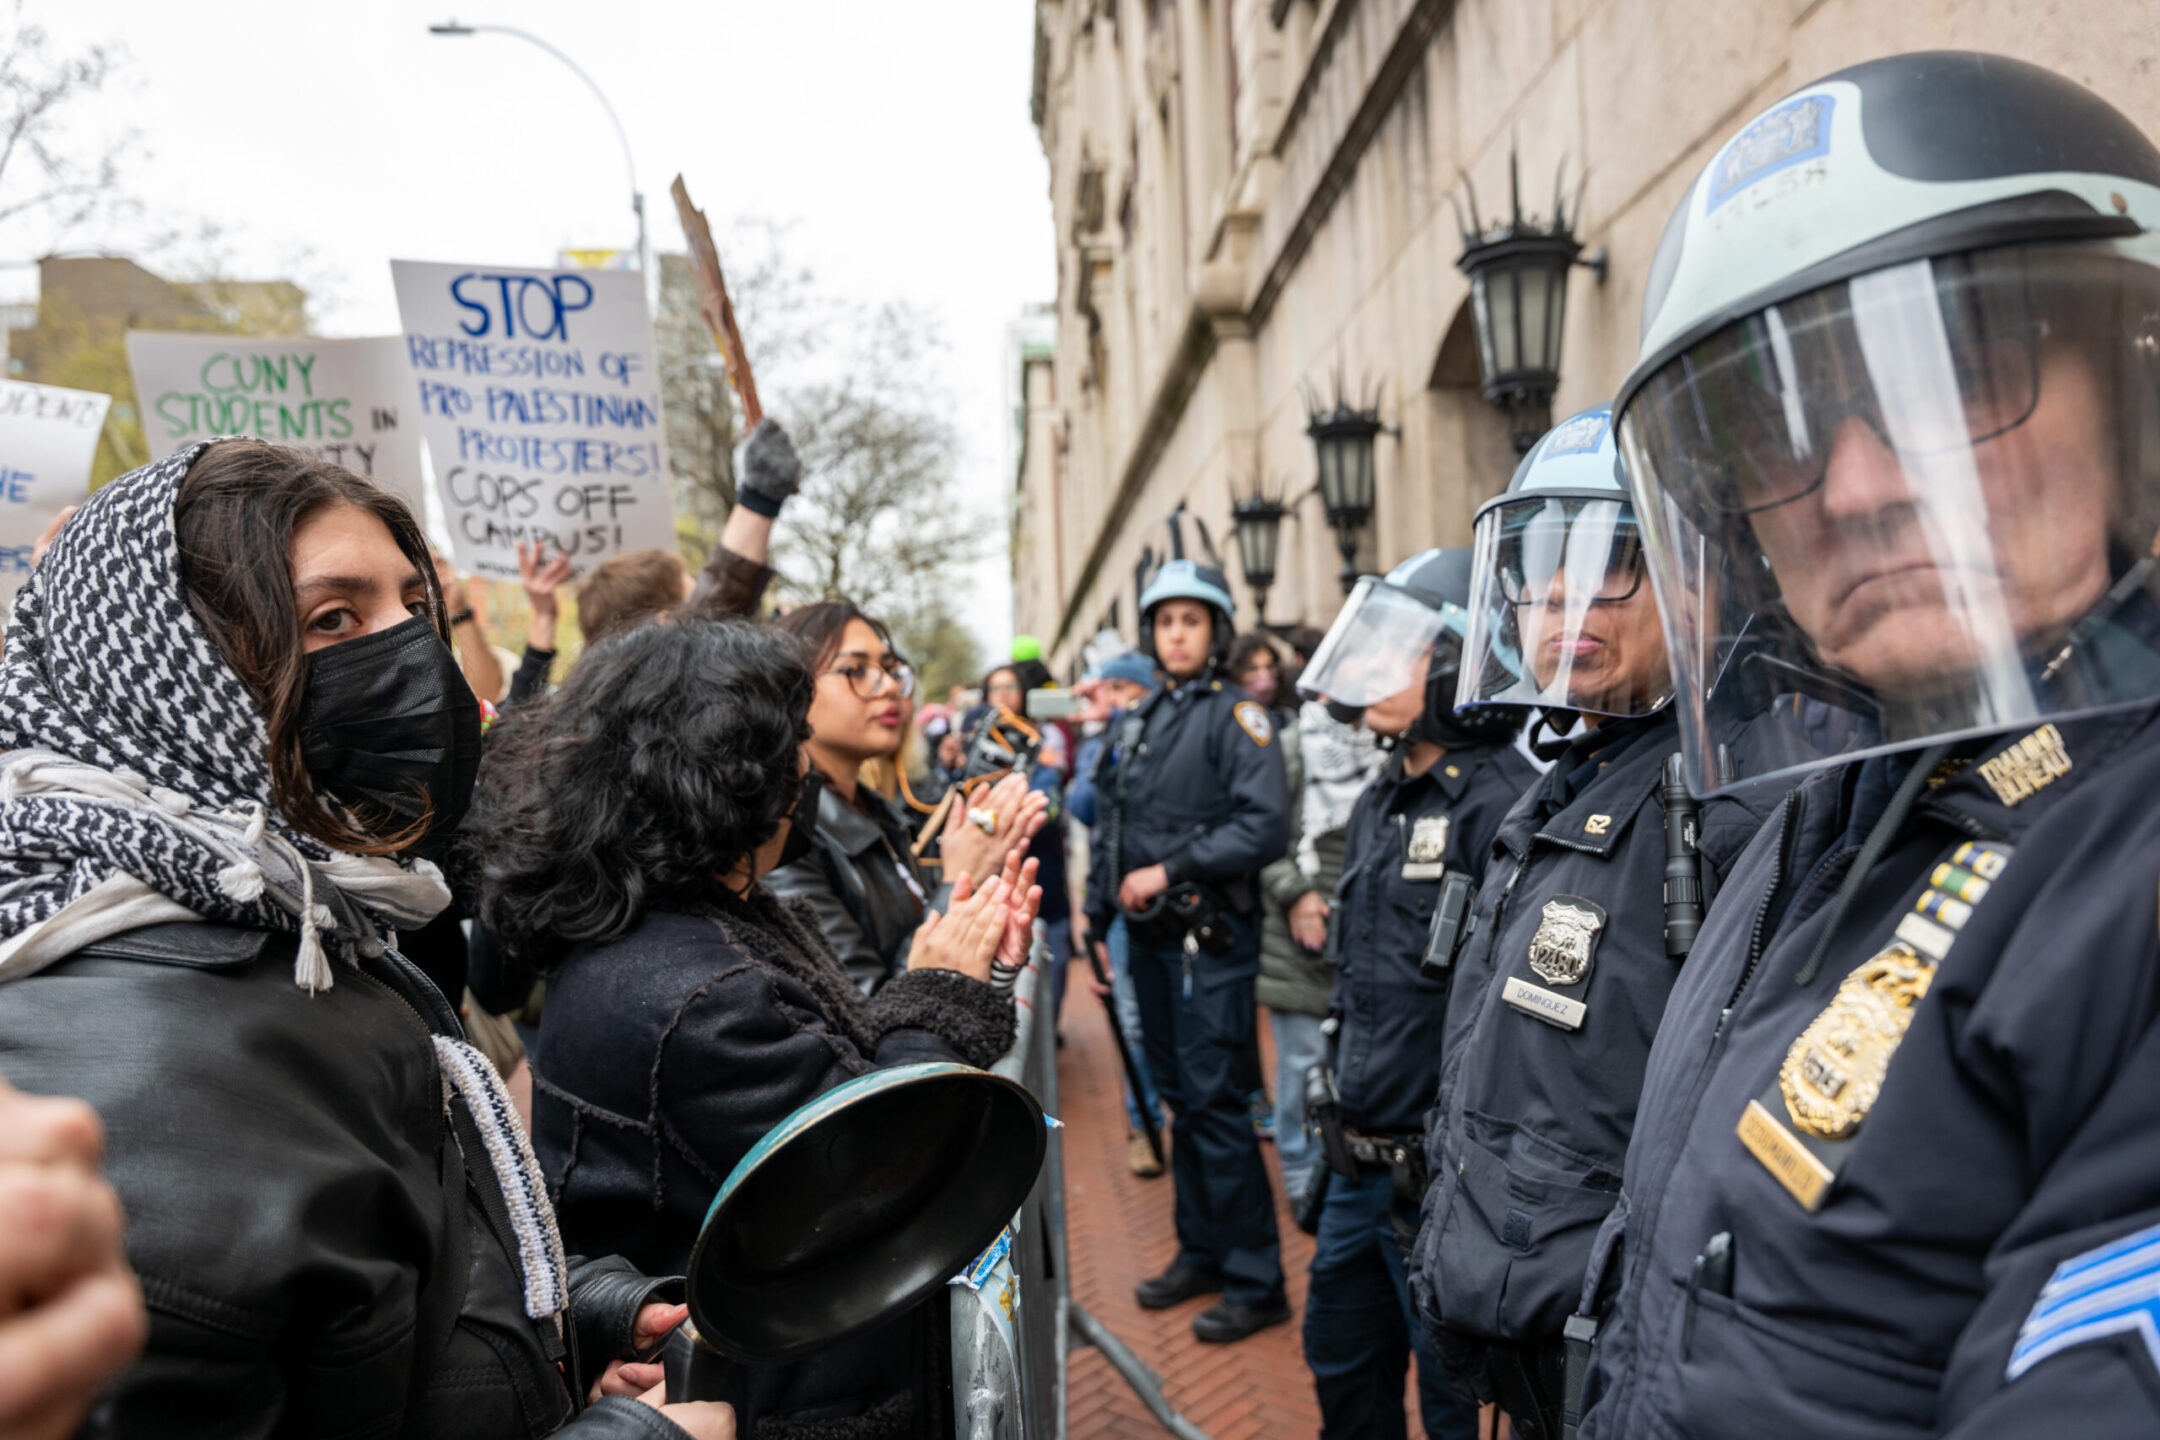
[1023,689,1080,720]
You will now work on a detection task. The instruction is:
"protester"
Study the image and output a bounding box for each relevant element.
[507,536,576,704]
[769,600,1048,993]
[434,550,508,703]
[1086,558,1294,1343]
[1070,650,1166,1177]
[1254,697,1323,1202]
[1226,631,1288,720]
[0,1075,146,1440]
[0,440,728,1438]
[472,618,1039,1440]
[977,663,1073,1021]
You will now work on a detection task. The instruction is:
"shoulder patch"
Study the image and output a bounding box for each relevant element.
[1233,701,1273,747]
[2007,1219,2160,1382]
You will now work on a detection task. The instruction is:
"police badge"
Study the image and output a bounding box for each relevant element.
[1402,814,1450,881]
[1527,898,1605,987]
[1505,897,1607,1031]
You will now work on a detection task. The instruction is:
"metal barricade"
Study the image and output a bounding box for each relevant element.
[950,938,1065,1440]
[948,936,1216,1440]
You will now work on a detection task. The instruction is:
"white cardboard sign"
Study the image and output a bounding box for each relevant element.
[125,333,427,516]
[391,260,673,579]
[0,379,112,606]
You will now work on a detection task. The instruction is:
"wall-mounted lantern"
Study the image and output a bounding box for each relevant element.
[1455,153,1607,453]
[1306,398,1382,595]
[1230,483,1288,628]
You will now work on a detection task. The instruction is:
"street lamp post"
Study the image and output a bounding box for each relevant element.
[428,20,649,294]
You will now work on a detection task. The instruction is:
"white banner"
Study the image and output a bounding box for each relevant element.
[392,261,673,580]
[125,333,426,515]
[0,379,111,606]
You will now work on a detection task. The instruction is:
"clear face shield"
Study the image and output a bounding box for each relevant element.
[1618,240,2160,793]
[1297,577,1465,710]
[1459,495,1674,718]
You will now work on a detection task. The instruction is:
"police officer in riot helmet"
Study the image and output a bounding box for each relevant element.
[1292,548,1536,1440]
[1084,557,1294,1342]
[1407,410,1788,1440]
[1571,53,2160,1438]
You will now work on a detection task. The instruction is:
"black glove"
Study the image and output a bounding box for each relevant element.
[737,418,802,517]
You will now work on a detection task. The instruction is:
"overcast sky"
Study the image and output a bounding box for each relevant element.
[21,0,1053,652]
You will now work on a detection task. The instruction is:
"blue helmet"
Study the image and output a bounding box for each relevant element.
[1459,406,1672,719]
[1138,557,1236,664]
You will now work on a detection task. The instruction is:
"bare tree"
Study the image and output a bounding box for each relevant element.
[773,303,980,621]
[0,4,130,248]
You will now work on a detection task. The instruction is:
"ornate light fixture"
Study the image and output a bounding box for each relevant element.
[1307,396,1383,595]
[1230,482,1288,628]
[1454,153,1607,453]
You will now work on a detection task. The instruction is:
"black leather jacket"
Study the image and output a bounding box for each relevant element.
[0,922,687,1440]
[767,783,933,994]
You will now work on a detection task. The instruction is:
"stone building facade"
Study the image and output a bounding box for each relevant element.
[1015,0,2160,669]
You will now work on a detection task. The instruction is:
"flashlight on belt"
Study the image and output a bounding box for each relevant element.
[1662,752,1704,960]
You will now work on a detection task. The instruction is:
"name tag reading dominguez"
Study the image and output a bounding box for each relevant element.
[1502,976,1587,1030]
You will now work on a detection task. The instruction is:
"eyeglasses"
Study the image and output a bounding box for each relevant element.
[830,658,918,700]
[1496,511,1647,606]
[1638,256,2046,518]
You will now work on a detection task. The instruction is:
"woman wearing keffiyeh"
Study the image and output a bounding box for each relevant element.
[0,439,733,1439]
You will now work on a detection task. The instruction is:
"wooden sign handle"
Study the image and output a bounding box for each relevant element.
[669,175,762,429]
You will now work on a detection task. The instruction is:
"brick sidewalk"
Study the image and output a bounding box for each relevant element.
[1057,973,1320,1440]
[1055,974,1501,1440]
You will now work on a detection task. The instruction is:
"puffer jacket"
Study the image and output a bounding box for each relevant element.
[1257,716,1328,1016]
[533,886,1016,1440]
[0,921,686,1440]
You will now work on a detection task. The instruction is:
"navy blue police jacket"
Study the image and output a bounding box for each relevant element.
[1411,709,1781,1363]
[1577,704,2160,1438]
[1329,738,1539,1136]
[1083,669,1291,936]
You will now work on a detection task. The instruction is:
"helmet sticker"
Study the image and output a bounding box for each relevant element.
[1234,701,1274,748]
[1709,93,1835,213]
[1542,411,1612,457]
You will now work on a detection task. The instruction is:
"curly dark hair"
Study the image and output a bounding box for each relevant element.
[466,619,815,971]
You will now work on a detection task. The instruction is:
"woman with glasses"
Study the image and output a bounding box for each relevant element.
[771,601,1048,993]
[1407,410,1791,1440]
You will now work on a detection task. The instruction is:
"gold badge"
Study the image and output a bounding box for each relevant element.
[1778,942,1935,1140]
[1975,723,2071,805]
[1583,814,1613,835]
[1528,897,1605,988]
[1233,701,1274,747]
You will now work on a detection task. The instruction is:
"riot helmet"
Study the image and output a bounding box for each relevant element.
[1299,548,1520,744]
[1459,407,1673,720]
[1613,51,2160,794]
[1137,557,1236,670]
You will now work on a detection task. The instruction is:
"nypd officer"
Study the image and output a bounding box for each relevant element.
[1086,557,1293,1342]
[1293,549,1537,1440]
[1575,52,2160,1438]
[1408,411,1785,1440]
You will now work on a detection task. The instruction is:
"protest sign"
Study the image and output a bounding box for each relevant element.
[0,378,111,606]
[125,333,426,515]
[392,260,673,580]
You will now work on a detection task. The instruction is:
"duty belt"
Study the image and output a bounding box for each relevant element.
[1342,1129,1419,1169]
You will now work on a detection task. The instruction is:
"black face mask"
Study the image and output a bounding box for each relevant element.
[776,768,826,870]
[299,616,482,857]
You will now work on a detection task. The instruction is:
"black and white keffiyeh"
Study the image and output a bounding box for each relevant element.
[0,443,451,989]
